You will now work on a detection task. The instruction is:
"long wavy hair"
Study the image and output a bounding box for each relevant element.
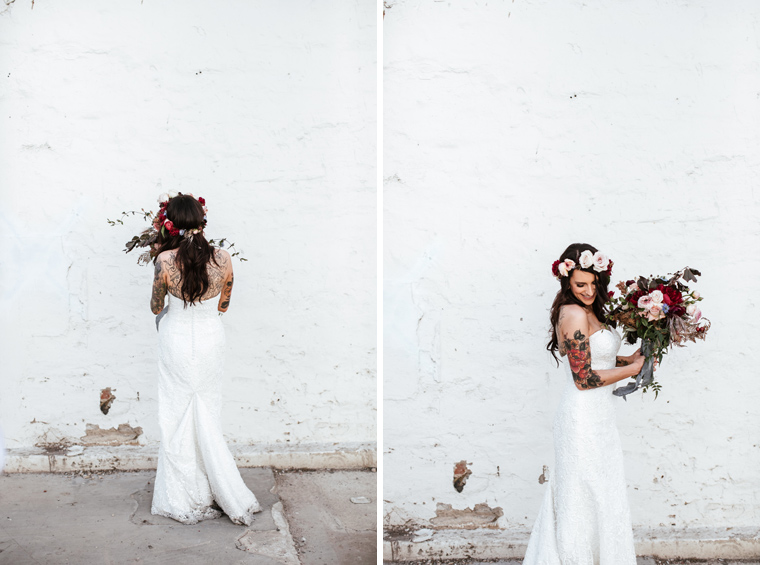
[546,243,614,364]
[153,194,218,307]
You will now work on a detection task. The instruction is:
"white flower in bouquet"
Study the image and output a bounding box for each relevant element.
[579,250,594,269]
[649,290,664,304]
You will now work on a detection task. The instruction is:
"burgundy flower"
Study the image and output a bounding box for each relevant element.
[669,305,686,317]
[198,197,205,206]
[551,259,561,278]
[656,284,683,307]
[628,289,646,305]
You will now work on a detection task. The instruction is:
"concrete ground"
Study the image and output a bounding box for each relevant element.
[399,560,760,565]
[0,469,376,565]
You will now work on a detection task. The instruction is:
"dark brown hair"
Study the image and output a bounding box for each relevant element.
[153,194,218,307]
[546,243,614,364]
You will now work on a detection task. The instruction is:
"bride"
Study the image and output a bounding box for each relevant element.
[523,243,645,564]
[148,193,262,525]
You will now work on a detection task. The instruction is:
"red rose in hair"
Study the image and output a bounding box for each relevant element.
[551,259,561,277]
[198,197,205,206]
[608,291,614,299]
[605,259,614,276]
[164,220,174,231]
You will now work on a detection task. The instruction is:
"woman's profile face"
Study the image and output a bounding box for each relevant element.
[569,269,597,307]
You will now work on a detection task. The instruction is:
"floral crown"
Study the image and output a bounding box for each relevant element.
[152,191,208,238]
[551,249,613,280]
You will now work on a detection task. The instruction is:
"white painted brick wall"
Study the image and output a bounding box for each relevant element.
[0,1,376,453]
[384,0,760,532]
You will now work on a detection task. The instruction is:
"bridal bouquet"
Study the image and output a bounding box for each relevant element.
[608,267,710,399]
[107,192,245,265]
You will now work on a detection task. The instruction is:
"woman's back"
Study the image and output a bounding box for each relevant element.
[157,247,233,307]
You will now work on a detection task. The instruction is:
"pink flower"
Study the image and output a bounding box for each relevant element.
[687,304,702,321]
[692,291,700,300]
[646,303,666,321]
[638,295,653,309]
[592,252,609,272]
[165,220,174,231]
[558,259,576,277]
[649,290,664,304]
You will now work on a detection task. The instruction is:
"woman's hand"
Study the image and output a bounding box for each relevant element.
[619,348,640,366]
[627,351,645,378]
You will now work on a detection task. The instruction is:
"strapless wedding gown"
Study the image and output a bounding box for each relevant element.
[151,293,261,525]
[523,328,636,564]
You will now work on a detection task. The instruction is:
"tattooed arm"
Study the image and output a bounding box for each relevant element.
[558,305,644,390]
[218,250,233,313]
[150,256,169,315]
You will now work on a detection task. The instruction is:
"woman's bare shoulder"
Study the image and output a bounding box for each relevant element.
[214,247,231,260]
[213,247,231,267]
[558,304,586,320]
[156,249,176,265]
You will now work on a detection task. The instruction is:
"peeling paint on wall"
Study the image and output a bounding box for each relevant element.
[34,429,72,453]
[430,502,503,530]
[80,423,142,446]
[453,460,472,493]
[538,465,549,485]
[100,388,116,415]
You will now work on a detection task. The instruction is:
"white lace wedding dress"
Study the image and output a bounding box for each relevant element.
[523,328,636,564]
[151,293,262,525]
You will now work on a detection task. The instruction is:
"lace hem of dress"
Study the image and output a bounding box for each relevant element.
[228,502,264,526]
[153,502,264,526]
[152,506,224,525]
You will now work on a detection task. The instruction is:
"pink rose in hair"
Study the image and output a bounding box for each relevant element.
[558,259,576,277]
